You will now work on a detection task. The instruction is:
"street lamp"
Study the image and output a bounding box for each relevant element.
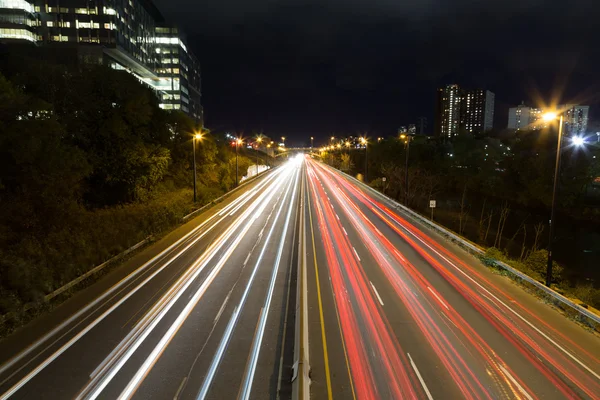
[255,137,263,176]
[360,137,368,182]
[281,137,286,146]
[310,136,314,149]
[193,131,203,202]
[400,133,412,205]
[235,138,243,187]
[541,111,564,287]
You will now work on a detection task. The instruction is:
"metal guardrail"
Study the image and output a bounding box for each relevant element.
[292,169,310,400]
[336,168,600,331]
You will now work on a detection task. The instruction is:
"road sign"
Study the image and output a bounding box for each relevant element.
[429,200,436,208]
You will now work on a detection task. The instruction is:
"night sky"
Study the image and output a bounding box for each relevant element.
[154,0,599,145]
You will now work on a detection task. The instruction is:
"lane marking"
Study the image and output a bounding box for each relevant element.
[427,287,449,311]
[307,188,334,400]
[360,191,600,381]
[196,171,299,400]
[237,169,301,400]
[352,247,361,262]
[214,291,232,325]
[498,365,533,400]
[342,227,348,236]
[307,166,357,400]
[407,353,434,400]
[173,377,187,400]
[77,169,295,400]
[0,169,286,392]
[370,282,384,306]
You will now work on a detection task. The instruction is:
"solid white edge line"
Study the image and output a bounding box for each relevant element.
[407,353,433,400]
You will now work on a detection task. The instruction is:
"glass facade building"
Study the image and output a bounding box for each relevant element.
[0,0,202,123]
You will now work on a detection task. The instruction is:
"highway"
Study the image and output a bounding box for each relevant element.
[0,156,303,400]
[303,158,600,400]
[0,155,599,399]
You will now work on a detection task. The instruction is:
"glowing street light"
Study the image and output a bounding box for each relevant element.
[192,130,204,202]
[572,136,585,146]
[235,138,243,186]
[400,133,413,205]
[310,136,314,149]
[359,137,368,181]
[542,111,564,287]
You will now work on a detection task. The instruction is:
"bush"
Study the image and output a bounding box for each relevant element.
[524,249,563,285]
[570,284,600,309]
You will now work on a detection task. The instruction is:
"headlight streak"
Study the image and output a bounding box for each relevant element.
[0,168,289,400]
[236,163,301,400]
[196,165,300,400]
[307,164,419,399]
[313,160,600,399]
[77,165,296,400]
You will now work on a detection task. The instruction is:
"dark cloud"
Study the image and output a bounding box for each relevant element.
[154,0,599,144]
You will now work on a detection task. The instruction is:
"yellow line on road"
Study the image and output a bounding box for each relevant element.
[308,182,348,400]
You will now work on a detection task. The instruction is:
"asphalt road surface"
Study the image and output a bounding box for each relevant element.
[303,157,600,400]
[0,157,303,400]
[0,155,599,400]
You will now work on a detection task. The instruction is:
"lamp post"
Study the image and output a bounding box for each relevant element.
[193,131,203,202]
[311,136,314,149]
[360,137,367,182]
[255,137,262,176]
[400,133,411,206]
[542,112,564,287]
[235,138,243,187]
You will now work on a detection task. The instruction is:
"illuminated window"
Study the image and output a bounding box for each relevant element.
[34,5,40,12]
[47,21,53,27]
[60,7,68,13]
[93,22,99,29]
[75,8,88,14]
[103,7,116,15]
[0,28,37,41]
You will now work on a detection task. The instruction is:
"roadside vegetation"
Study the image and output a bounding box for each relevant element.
[0,53,270,321]
[324,132,600,309]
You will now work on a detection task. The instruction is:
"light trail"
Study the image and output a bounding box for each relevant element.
[76,166,296,400]
[195,160,300,400]
[312,159,600,399]
[0,168,287,396]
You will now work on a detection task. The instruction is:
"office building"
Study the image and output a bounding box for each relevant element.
[0,0,202,122]
[435,84,494,138]
[507,103,545,130]
[434,84,462,138]
[559,104,589,135]
[461,89,494,134]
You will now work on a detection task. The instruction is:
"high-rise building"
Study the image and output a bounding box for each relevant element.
[434,84,461,138]
[435,84,494,138]
[0,0,202,122]
[559,104,589,135]
[461,89,494,134]
[507,103,545,130]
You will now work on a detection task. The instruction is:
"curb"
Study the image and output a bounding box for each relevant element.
[336,168,600,331]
